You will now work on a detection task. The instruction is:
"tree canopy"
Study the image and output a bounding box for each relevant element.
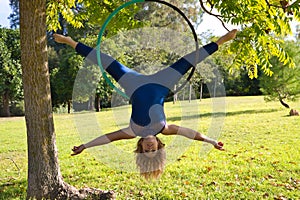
[45,0,300,80]
[199,0,300,78]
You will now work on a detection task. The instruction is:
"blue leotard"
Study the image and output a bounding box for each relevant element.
[75,42,218,137]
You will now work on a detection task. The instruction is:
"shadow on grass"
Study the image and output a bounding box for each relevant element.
[0,179,26,200]
[167,108,281,122]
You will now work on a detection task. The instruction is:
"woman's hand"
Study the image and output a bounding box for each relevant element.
[53,34,68,44]
[213,141,225,151]
[53,33,78,48]
[71,144,86,156]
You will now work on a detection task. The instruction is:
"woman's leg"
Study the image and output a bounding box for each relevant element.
[169,42,218,74]
[171,29,238,75]
[75,42,137,83]
[54,34,137,83]
[151,29,237,89]
[150,42,218,89]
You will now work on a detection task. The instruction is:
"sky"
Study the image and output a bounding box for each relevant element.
[0,0,232,35]
[0,0,11,28]
[0,0,297,37]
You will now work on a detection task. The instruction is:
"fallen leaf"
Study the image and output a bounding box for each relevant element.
[184,181,190,185]
[274,194,288,200]
[208,181,218,186]
[180,192,187,197]
[225,182,234,186]
[263,192,269,198]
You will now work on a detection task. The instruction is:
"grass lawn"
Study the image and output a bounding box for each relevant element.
[0,96,299,199]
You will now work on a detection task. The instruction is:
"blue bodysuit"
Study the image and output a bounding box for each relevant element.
[75,42,218,137]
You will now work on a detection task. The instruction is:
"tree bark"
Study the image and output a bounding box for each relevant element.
[68,100,71,114]
[88,96,94,111]
[279,97,290,108]
[189,84,192,103]
[2,90,11,117]
[95,95,101,112]
[173,85,177,104]
[19,1,114,199]
[213,79,217,98]
[199,82,203,101]
[20,0,65,198]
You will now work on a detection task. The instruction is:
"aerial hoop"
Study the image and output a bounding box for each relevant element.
[96,0,199,99]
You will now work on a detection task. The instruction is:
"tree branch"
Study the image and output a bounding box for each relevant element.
[265,0,282,8]
[265,0,297,15]
[198,0,230,31]
[290,0,300,7]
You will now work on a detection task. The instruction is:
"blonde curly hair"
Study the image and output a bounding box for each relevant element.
[134,136,166,180]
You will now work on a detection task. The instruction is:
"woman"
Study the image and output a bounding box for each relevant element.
[54,29,237,180]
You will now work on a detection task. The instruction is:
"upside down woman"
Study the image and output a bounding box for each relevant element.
[54,29,237,180]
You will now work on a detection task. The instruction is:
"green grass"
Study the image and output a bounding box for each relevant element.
[0,96,299,199]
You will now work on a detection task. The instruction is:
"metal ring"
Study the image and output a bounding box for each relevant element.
[96,0,199,99]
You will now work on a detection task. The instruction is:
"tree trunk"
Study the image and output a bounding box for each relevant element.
[20,0,66,198]
[2,90,11,117]
[95,95,101,112]
[68,100,71,114]
[188,84,192,103]
[279,97,290,108]
[88,96,94,111]
[213,79,217,98]
[199,82,203,101]
[173,85,177,104]
[19,1,114,199]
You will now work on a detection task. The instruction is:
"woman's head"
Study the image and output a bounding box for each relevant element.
[134,135,166,180]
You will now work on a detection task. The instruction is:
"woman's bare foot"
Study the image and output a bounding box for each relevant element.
[216,29,238,46]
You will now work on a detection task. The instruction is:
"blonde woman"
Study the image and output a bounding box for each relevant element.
[54,29,237,180]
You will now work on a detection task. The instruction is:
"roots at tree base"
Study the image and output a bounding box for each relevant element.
[29,181,115,200]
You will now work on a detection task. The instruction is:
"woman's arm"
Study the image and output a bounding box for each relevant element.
[72,127,136,156]
[53,34,95,58]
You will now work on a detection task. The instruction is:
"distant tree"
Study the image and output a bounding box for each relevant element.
[94,77,114,111]
[50,48,84,113]
[259,40,300,109]
[0,27,22,117]
[192,58,217,99]
[8,0,19,29]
